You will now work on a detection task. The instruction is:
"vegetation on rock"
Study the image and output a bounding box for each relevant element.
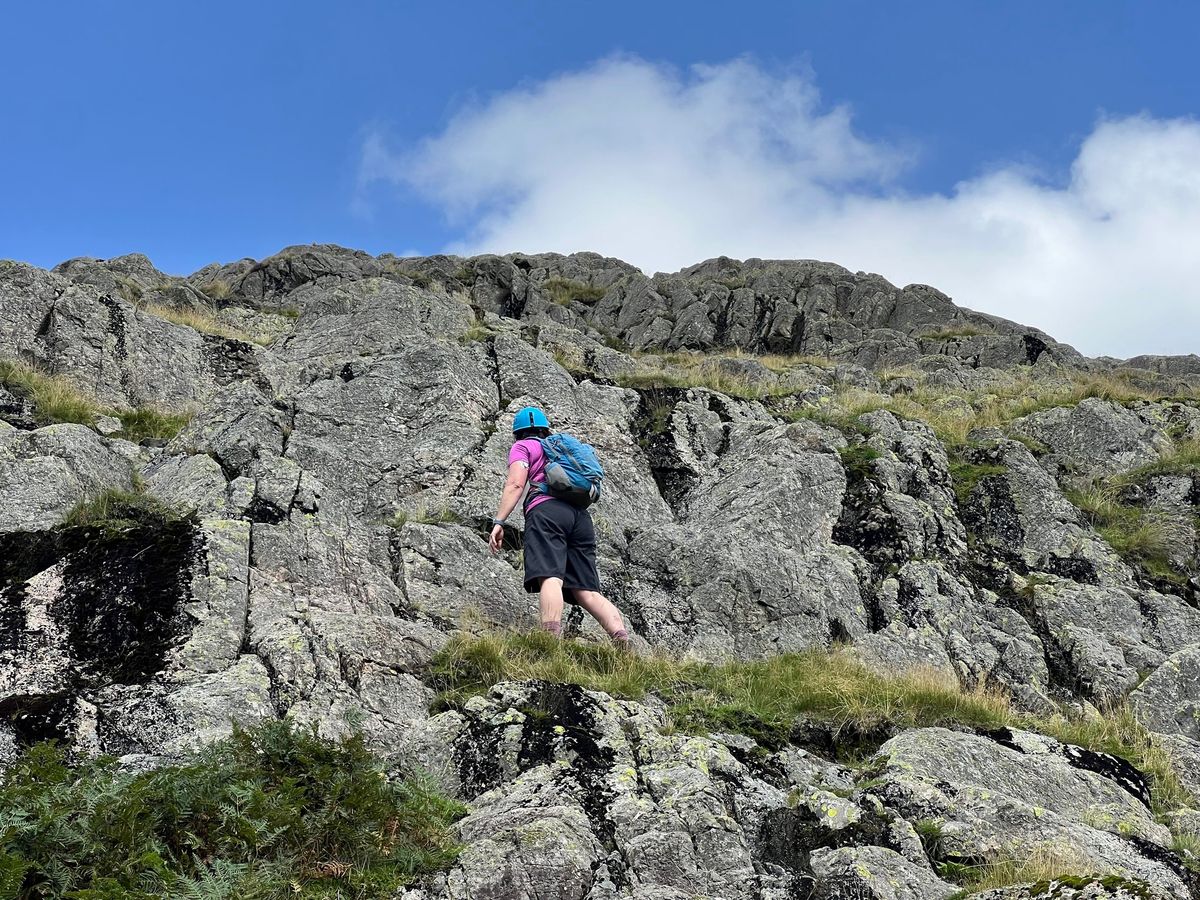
[0,359,191,442]
[0,720,463,900]
[429,631,1193,818]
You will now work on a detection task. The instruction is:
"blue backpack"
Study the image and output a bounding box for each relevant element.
[537,433,604,508]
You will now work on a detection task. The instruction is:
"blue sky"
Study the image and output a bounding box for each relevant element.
[3,1,1199,354]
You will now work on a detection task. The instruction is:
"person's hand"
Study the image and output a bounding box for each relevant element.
[488,523,504,554]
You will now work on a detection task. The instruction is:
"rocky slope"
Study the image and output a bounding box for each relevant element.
[3,245,1200,898]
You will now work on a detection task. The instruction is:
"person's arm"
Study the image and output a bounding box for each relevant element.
[489,461,529,553]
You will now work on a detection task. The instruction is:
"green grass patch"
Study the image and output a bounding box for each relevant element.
[542,277,606,306]
[948,455,1008,504]
[1065,485,1187,585]
[117,408,193,443]
[838,445,881,481]
[457,323,495,344]
[430,631,1197,817]
[0,719,463,899]
[62,488,181,534]
[1121,437,1200,481]
[0,359,98,427]
[1,359,191,443]
[430,632,1013,751]
[920,324,993,341]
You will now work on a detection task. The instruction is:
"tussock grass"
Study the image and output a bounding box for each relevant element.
[920,324,994,341]
[63,488,180,533]
[117,406,193,443]
[140,301,268,344]
[431,632,1195,816]
[430,632,1013,751]
[617,362,793,401]
[198,278,232,301]
[0,359,96,426]
[458,323,495,344]
[1046,706,1194,816]
[0,358,192,442]
[792,370,1185,447]
[0,719,463,898]
[542,277,606,306]
[1120,437,1200,482]
[943,846,1104,896]
[1066,484,1187,585]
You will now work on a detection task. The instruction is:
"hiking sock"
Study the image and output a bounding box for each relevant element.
[541,620,562,637]
[610,628,632,651]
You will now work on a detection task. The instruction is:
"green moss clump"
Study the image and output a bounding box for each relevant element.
[0,719,463,898]
[948,457,1008,504]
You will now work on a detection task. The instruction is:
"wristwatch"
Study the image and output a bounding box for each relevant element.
[491,518,507,527]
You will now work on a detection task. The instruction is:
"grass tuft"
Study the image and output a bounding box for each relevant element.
[430,631,1196,817]
[199,278,232,302]
[1066,484,1187,585]
[62,488,180,533]
[0,719,463,898]
[948,455,1008,504]
[140,302,269,345]
[1,358,191,442]
[839,445,881,481]
[920,324,993,341]
[943,846,1104,895]
[542,277,606,306]
[429,632,1013,751]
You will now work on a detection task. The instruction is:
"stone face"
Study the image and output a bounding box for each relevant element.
[809,845,958,900]
[871,727,1189,896]
[1131,644,1200,740]
[6,245,1200,896]
[0,424,134,532]
[1010,398,1174,480]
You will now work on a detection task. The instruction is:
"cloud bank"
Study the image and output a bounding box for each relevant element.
[360,57,1200,358]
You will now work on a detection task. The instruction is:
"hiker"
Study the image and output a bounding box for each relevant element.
[488,406,631,649]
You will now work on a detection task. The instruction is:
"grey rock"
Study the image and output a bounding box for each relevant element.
[93,414,123,435]
[872,728,1187,895]
[1009,398,1173,480]
[622,419,867,658]
[141,452,230,517]
[809,845,957,900]
[0,424,134,532]
[970,880,1175,900]
[1131,644,1200,740]
[403,681,797,900]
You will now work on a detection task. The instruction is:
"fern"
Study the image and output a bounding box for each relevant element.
[0,720,464,898]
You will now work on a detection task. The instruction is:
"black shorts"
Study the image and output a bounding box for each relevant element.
[522,499,602,598]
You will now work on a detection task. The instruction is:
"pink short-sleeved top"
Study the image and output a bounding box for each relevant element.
[508,438,551,512]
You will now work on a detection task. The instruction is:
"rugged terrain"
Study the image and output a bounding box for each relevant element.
[4,245,1200,898]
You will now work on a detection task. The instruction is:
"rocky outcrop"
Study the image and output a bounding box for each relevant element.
[3,244,1200,898]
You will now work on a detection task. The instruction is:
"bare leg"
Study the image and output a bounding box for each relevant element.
[539,577,565,634]
[572,589,631,646]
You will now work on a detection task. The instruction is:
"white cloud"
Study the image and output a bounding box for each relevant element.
[361,57,1200,358]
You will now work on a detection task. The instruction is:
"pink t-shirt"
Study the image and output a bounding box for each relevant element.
[509,438,551,512]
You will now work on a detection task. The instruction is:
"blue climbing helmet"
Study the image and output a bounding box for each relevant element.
[512,406,550,434]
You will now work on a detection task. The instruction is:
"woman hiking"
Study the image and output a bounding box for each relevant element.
[488,406,632,650]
